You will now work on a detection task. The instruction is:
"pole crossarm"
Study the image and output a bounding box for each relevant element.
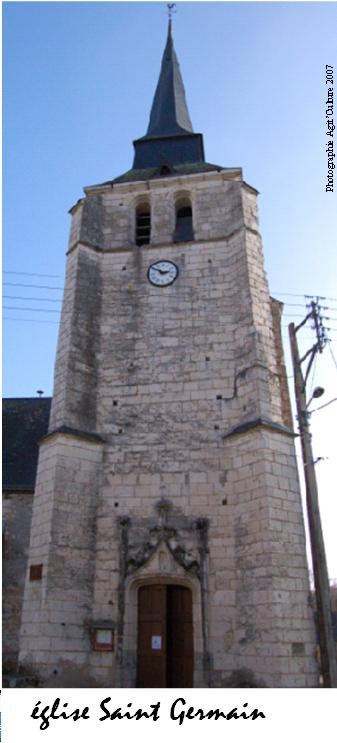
[299,343,318,366]
[302,344,320,390]
[293,299,328,390]
[310,300,327,352]
[294,308,315,333]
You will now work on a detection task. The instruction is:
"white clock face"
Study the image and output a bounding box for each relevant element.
[147,260,179,287]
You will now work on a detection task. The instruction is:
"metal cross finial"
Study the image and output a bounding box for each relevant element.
[167,3,176,21]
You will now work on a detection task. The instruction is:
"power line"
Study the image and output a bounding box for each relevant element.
[304,295,337,304]
[308,350,318,401]
[3,282,63,290]
[3,316,59,325]
[283,314,313,319]
[6,269,335,299]
[274,292,337,302]
[3,306,60,313]
[3,295,62,303]
[283,302,311,308]
[328,344,337,371]
[3,270,62,278]
[3,271,337,303]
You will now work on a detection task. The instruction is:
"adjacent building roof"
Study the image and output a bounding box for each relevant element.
[2,398,51,492]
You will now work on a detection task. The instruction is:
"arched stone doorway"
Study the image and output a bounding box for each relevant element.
[137,583,193,687]
[118,518,208,688]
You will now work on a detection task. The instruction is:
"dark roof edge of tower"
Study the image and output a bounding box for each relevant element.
[83,162,242,190]
[90,163,243,187]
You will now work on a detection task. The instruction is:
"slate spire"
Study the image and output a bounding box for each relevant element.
[146,19,193,137]
[132,19,205,170]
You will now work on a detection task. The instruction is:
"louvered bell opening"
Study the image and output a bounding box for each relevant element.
[136,212,151,246]
[174,206,194,242]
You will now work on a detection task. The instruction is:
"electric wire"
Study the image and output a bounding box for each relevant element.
[308,349,318,401]
[3,295,62,303]
[3,317,59,324]
[273,292,337,302]
[328,344,337,371]
[3,282,63,290]
[3,278,337,348]
[3,274,337,300]
[3,306,60,313]
[3,270,62,278]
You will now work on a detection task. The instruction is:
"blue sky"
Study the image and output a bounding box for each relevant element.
[3,1,337,578]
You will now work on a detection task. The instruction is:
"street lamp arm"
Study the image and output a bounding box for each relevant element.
[311,397,337,414]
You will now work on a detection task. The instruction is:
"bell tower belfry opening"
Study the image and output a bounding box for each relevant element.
[18,17,318,688]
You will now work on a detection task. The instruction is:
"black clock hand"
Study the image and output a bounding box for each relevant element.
[152,267,169,275]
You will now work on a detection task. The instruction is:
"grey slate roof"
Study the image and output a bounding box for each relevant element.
[88,22,242,187]
[145,19,193,138]
[2,398,51,492]
[132,21,205,170]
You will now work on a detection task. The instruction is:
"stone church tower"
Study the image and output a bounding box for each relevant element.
[19,22,318,687]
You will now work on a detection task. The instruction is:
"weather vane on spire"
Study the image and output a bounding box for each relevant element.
[167,3,176,21]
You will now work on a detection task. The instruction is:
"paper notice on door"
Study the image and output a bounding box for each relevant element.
[151,635,162,650]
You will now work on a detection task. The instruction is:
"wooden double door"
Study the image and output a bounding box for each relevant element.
[137,584,193,687]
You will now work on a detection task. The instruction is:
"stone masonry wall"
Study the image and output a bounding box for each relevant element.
[3,492,33,673]
[90,171,316,686]
[19,433,103,685]
[19,169,318,686]
[49,247,102,433]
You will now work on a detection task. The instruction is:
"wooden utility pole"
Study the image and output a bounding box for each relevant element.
[289,320,337,687]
